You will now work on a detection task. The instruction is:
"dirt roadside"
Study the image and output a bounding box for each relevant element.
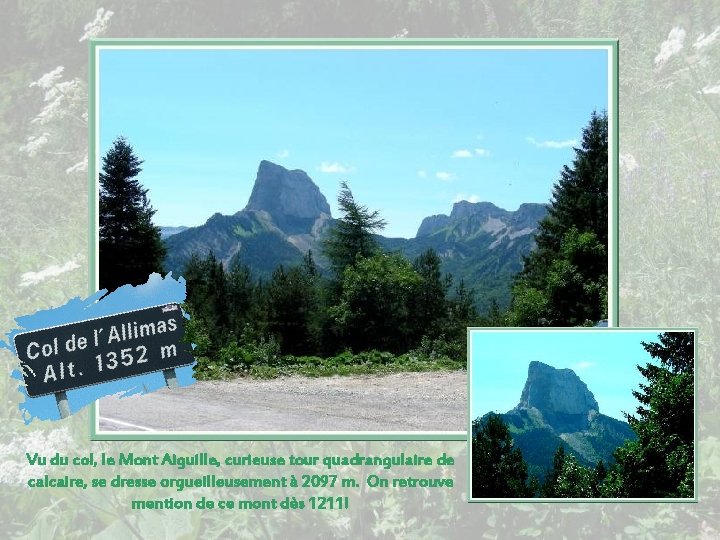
[97,370,468,433]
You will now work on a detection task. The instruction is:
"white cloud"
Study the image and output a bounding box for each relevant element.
[654,26,686,67]
[276,149,289,160]
[693,27,720,50]
[452,147,490,158]
[436,171,455,182]
[417,170,427,179]
[573,361,597,371]
[526,136,577,149]
[319,161,353,173]
[453,193,480,203]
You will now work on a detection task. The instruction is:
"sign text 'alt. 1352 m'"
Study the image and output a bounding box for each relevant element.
[13,304,194,397]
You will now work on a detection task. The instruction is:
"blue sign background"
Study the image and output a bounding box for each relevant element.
[1,273,195,422]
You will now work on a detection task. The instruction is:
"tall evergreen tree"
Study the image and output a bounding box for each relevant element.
[99,136,166,292]
[444,279,478,339]
[471,415,535,498]
[226,259,254,338]
[322,181,386,277]
[541,445,567,497]
[602,332,695,498]
[182,252,229,353]
[265,261,321,355]
[509,111,608,326]
[593,460,608,496]
[411,248,451,339]
[535,110,608,251]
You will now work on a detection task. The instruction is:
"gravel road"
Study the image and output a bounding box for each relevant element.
[97,370,468,433]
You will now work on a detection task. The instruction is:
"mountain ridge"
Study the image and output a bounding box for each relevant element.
[163,161,548,310]
[476,361,635,479]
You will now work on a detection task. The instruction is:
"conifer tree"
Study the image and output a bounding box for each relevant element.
[471,415,535,498]
[412,248,451,339]
[602,332,694,497]
[99,136,166,292]
[509,111,608,326]
[322,181,386,277]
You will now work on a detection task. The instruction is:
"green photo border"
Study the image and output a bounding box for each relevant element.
[466,327,698,503]
[88,38,619,442]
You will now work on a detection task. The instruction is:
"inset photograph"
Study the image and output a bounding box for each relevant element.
[468,329,695,500]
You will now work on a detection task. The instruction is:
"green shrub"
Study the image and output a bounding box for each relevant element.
[410,334,464,363]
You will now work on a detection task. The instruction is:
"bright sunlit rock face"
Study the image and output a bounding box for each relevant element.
[517,361,599,432]
[245,160,332,234]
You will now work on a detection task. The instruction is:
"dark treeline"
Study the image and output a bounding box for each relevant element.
[182,182,492,364]
[471,332,694,499]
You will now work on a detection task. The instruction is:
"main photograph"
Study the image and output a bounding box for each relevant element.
[95,43,613,433]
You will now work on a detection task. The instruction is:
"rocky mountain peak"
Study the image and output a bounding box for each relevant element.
[449,200,504,221]
[244,160,331,234]
[416,214,452,238]
[516,361,599,432]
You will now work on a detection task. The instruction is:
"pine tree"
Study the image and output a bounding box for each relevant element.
[602,332,694,497]
[99,136,166,292]
[593,460,607,496]
[445,279,478,338]
[226,259,254,338]
[509,111,608,326]
[541,445,567,497]
[322,181,386,277]
[471,415,535,498]
[412,248,451,339]
[535,110,608,251]
[265,261,321,355]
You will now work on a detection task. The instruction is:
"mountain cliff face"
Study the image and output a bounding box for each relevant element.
[478,361,635,479]
[518,361,599,432]
[381,200,547,310]
[245,160,331,234]
[164,161,332,274]
[417,201,546,240]
[163,161,547,309]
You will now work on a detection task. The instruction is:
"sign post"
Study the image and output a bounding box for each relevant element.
[13,303,194,416]
[55,390,71,418]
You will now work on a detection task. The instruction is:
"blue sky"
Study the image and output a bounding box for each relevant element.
[469,330,681,423]
[98,46,608,239]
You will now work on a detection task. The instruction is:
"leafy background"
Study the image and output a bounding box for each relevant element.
[1,1,719,537]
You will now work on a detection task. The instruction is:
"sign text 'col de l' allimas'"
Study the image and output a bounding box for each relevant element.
[14,304,194,398]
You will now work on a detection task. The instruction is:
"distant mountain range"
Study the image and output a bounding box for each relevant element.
[163,160,548,311]
[475,361,636,480]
